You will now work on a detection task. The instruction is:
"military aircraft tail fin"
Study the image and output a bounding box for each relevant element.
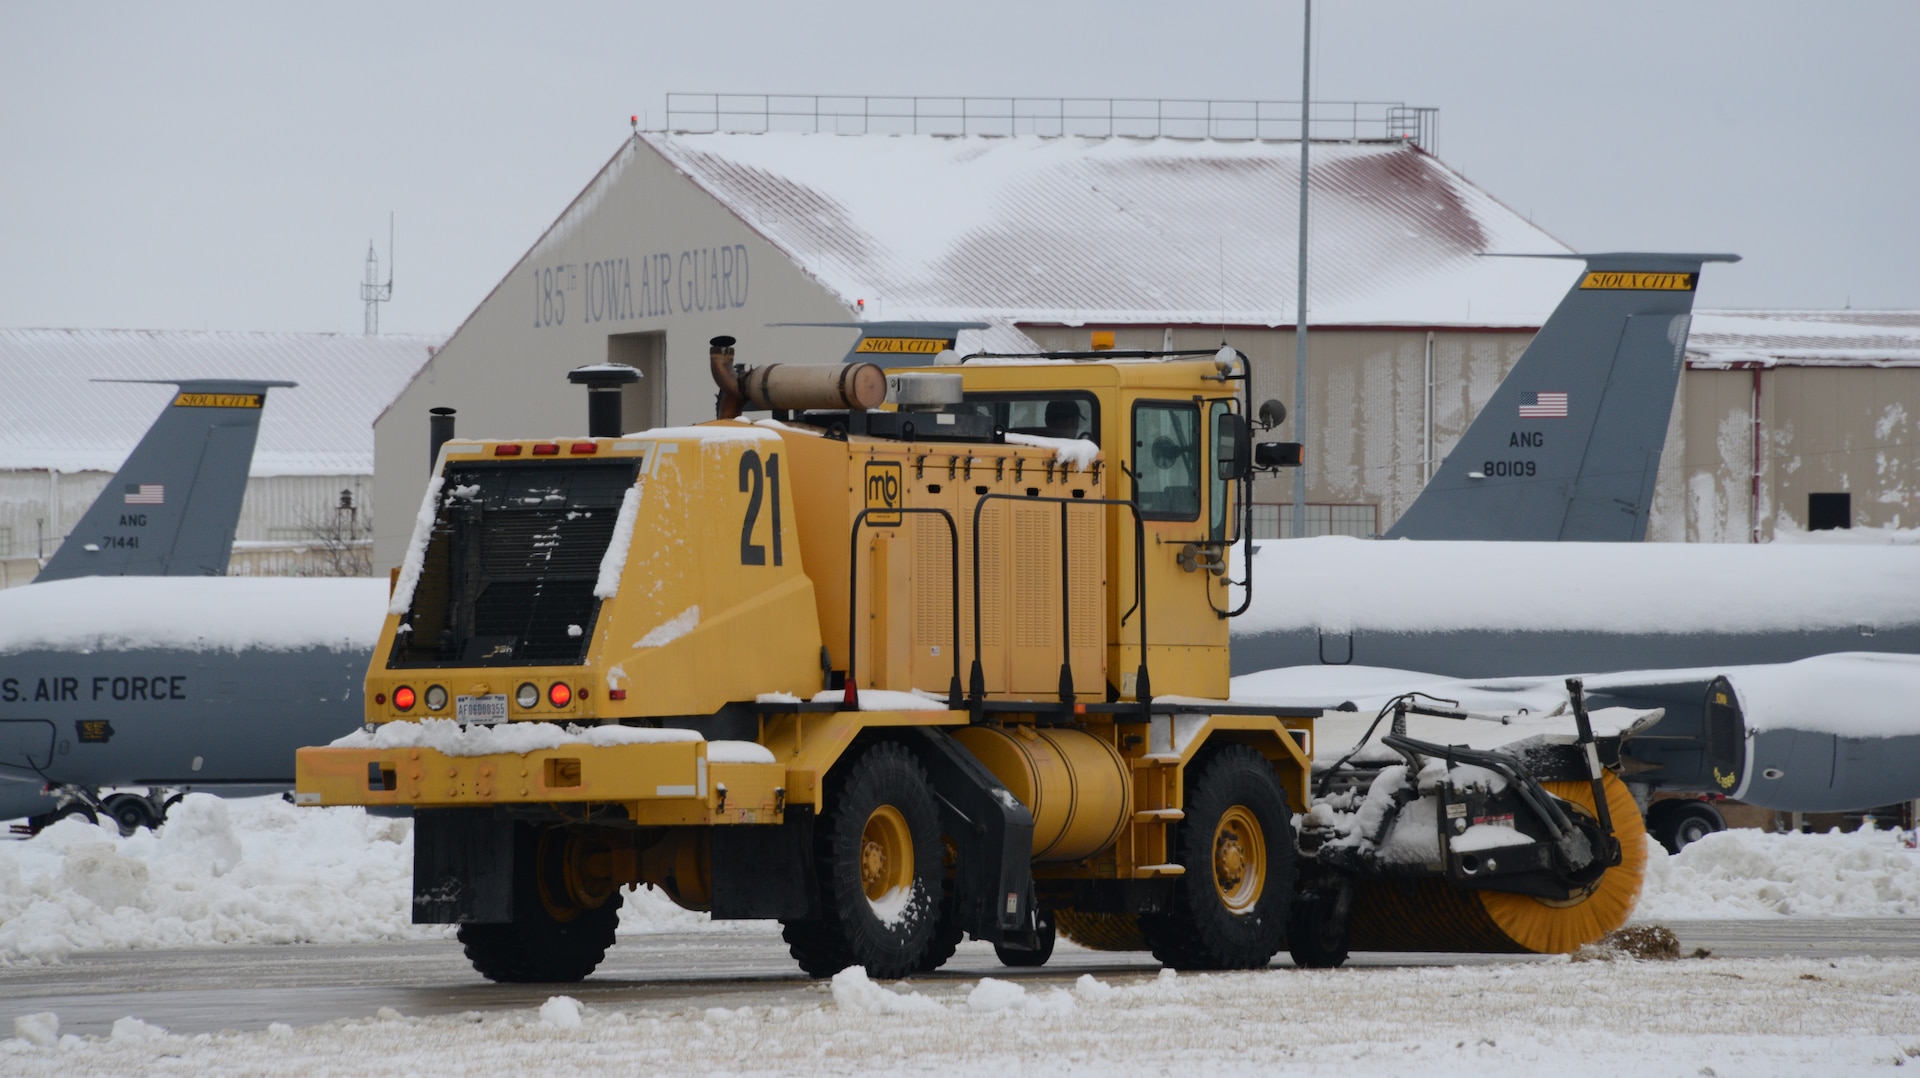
[1385,252,1739,541]
[35,380,296,582]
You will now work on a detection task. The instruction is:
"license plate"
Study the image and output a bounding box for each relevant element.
[456,694,508,725]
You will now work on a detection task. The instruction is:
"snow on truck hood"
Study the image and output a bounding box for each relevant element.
[1231,536,1920,636]
[0,576,388,654]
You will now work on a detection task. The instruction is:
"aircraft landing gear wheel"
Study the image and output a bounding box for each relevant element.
[24,800,98,835]
[1656,801,1725,854]
[1141,744,1296,970]
[994,910,1056,967]
[783,741,942,979]
[103,794,157,837]
[1286,876,1352,969]
[457,825,621,983]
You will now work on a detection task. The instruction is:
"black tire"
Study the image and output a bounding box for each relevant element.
[994,910,1056,967]
[915,893,966,973]
[1286,878,1352,969]
[456,825,621,983]
[1660,801,1725,854]
[1140,745,1295,970]
[104,794,156,837]
[783,741,943,979]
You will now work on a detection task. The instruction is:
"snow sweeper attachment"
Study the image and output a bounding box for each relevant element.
[295,336,1645,984]
[1286,679,1647,966]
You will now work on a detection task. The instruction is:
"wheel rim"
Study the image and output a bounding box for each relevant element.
[1676,818,1711,848]
[860,804,914,906]
[1211,806,1266,913]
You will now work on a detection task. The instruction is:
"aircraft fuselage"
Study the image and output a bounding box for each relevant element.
[0,644,367,791]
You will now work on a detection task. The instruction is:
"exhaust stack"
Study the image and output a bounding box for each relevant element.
[567,364,642,438]
[428,407,456,468]
[709,334,886,420]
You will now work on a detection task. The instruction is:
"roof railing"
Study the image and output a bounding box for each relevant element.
[660,94,1437,152]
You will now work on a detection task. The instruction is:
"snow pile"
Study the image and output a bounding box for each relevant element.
[1637,826,1920,920]
[706,741,778,764]
[537,996,583,1030]
[811,689,952,711]
[1719,652,1920,737]
[1002,431,1101,471]
[1773,519,1920,545]
[1228,536,1920,635]
[0,795,424,964]
[329,719,701,755]
[7,957,1920,1074]
[634,605,699,648]
[0,795,755,965]
[964,977,1075,1016]
[387,475,444,616]
[0,577,386,655]
[592,483,643,600]
[829,967,946,1014]
[620,423,779,444]
[1235,654,1920,740]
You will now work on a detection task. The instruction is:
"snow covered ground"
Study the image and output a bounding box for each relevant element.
[3,794,1917,967]
[0,795,748,966]
[5,958,1918,1075]
[2,795,1918,1073]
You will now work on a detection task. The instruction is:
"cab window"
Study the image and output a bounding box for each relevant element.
[1132,401,1199,521]
[955,392,1099,443]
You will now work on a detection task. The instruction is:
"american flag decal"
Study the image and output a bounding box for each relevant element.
[123,484,164,505]
[1518,392,1569,418]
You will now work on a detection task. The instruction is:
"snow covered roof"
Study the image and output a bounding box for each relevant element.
[0,329,441,474]
[640,132,1578,328]
[1686,310,1920,368]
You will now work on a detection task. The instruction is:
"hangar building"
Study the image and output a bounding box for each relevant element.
[371,116,1918,569]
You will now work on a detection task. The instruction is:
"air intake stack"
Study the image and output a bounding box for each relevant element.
[428,407,457,468]
[567,364,642,438]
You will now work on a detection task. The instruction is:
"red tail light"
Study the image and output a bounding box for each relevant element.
[532,442,560,456]
[570,442,597,454]
[393,686,416,711]
[494,444,522,456]
[549,682,572,707]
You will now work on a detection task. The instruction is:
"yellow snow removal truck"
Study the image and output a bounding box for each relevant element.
[295,337,1647,981]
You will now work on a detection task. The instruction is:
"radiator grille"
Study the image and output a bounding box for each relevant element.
[390,460,637,668]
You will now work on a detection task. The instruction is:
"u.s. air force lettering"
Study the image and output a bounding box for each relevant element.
[1,675,188,702]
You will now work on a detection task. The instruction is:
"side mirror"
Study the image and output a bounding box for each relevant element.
[1216,413,1252,481]
[1257,399,1288,430]
[1255,441,1304,469]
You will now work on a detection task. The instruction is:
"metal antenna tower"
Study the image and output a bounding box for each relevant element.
[361,213,394,335]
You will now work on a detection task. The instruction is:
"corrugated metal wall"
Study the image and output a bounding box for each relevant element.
[1654,365,1920,541]
[0,471,371,574]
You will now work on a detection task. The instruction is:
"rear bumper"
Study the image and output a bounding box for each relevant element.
[294,741,787,826]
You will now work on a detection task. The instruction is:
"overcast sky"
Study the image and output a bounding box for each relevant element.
[3,1,1914,336]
